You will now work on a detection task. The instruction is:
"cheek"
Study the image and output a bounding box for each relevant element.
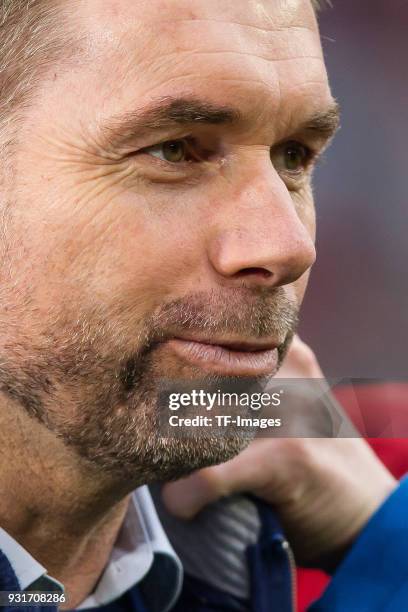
[87,213,196,308]
[293,270,311,307]
[307,205,317,242]
[293,187,316,239]
[55,193,206,320]
[10,155,206,320]
[291,189,316,306]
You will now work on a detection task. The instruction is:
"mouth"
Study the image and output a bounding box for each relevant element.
[165,335,281,377]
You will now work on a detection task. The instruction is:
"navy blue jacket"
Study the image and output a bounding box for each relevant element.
[1,477,408,612]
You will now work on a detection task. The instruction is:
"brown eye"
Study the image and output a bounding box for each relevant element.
[283,142,309,172]
[161,140,187,163]
[144,140,189,163]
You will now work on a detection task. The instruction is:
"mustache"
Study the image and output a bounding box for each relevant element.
[117,288,299,395]
[145,287,299,346]
[118,288,299,397]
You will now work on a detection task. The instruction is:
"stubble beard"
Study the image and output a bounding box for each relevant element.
[0,288,298,485]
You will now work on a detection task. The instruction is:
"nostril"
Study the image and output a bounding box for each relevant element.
[235,267,273,279]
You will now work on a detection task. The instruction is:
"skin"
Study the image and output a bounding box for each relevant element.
[0,0,338,607]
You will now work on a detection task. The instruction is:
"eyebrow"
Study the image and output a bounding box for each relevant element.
[100,98,241,148]
[300,101,341,138]
[100,96,340,149]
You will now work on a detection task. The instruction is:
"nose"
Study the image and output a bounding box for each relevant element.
[207,166,316,289]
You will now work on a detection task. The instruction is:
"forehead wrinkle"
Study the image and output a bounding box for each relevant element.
[100,0,315,33]
[57,1,328,154]
[77,1,321,77]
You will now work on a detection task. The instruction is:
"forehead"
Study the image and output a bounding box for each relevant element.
[47,0,330,135]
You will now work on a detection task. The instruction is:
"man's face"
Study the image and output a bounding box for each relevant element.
[0,0,336,483]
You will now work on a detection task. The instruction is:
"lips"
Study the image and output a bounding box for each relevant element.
[166,336,280,377]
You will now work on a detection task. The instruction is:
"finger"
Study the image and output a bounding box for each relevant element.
[162,440,280,518]
[162,470,223,519]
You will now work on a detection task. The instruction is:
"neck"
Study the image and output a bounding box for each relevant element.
[0,395,140,608]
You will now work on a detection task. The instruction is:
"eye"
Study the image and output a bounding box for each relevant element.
[272,141,312,174]
[143,139,191,163]
[284,142,308,171]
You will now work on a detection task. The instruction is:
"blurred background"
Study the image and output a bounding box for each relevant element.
[299,0,408,379]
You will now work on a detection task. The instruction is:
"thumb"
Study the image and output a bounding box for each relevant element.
[162,460,252,519]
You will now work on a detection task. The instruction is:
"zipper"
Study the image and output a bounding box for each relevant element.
[281,539,297,612]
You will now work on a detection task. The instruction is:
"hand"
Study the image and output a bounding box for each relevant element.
[162,336,397,567]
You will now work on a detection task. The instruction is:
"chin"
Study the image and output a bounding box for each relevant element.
[95,429,254,485]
